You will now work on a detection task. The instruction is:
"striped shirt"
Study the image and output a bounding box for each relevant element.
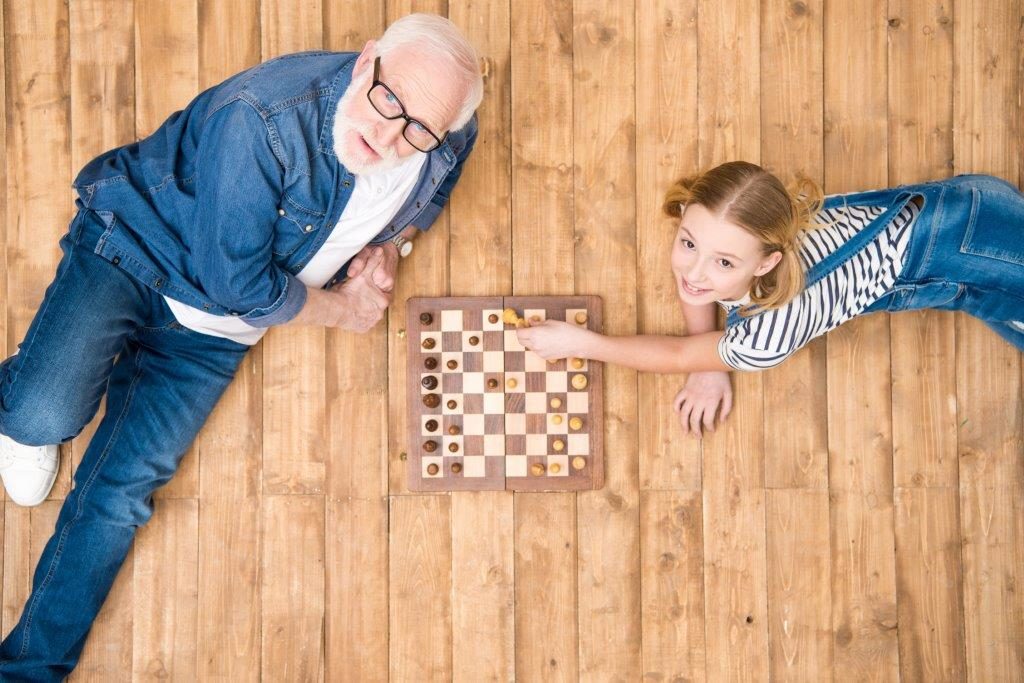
[717,201,920,371]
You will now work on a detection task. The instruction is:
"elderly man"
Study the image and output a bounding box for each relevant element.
[0,13,481,679]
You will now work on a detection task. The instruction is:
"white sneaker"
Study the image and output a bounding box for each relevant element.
[0,433,59,506]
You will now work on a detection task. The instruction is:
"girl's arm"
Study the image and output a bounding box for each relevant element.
[679,301,719,336]
[517,323,731,374]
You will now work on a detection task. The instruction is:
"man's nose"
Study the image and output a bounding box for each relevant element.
[376,118,405,147]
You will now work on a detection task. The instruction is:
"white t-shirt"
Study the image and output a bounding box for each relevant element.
[166,153,426,344]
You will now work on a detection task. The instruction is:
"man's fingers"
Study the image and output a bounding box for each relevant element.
[689,406,703,439]
[721,393,734,420]
[673,390,687,412]
[702,406,717,433]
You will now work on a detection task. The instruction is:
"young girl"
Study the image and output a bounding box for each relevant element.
[517,161,1024,437]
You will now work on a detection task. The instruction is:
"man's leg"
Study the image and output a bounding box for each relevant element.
[0,311,248,681]
[0,211,152,504]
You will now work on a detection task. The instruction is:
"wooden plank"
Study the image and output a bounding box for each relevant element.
[509,0,580,675]
[445,5,515,677]
[760,0,827,491]
[888,0,957,489]
[4,0,74,500]
[952,2,1024,678]
[66,2,135,674]
[759,3,832,675]
[326,497,388,681]
[766,489,832,679]
[1,502,60,642]
[260,0,323,58]
[389,494,452,680]
[193,2,262,680]
[0,0,7,366]
[261,495,325,680]
[259,0,328,496]
[451,492,515,682]
[696,0,769,679]
[823,0,899,679]
[135,0,201,500]
[514,492,577,680]
[826,317,900,681]
[319,10,390,680]
[635,0,701,492]
[571,2,641,678]
[132,499,199,680]
[894,487,966,680]
[385,0,450,496]
[639,490,705,680]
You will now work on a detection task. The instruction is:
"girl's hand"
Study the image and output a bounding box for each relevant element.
[673,371,733,438]
[516,320,590,361]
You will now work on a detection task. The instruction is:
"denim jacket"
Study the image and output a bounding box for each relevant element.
[73,51,477,327]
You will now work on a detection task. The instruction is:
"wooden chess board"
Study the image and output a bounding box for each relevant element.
[406,296,604,492]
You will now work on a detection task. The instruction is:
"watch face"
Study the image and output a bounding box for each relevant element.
[399,240,413,257]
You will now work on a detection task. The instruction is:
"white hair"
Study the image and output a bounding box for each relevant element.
[376,13,483,132]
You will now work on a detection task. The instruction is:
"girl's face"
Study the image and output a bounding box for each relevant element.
[670,203,783,304]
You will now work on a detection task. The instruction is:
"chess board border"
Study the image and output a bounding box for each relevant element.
[406,295,604,492]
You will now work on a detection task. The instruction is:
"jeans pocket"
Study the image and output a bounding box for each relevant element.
[960,183,1024,267]
[887,281,965,311]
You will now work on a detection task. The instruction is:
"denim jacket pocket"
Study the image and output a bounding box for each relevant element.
[272,195,325,257]
[960,185,1024,268]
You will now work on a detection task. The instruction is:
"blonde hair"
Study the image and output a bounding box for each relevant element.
[662,161,823,315]
[377,14,483,132]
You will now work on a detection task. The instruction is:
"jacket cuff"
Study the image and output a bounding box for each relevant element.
[411,200,444,231]
[240,272,307,327]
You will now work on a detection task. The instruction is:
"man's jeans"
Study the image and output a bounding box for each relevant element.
[0,210,248,681]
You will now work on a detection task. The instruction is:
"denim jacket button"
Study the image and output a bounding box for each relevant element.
[304,224,313,232]
[229,311,239,316]
[278,208,285,216]
[112,256,121,266]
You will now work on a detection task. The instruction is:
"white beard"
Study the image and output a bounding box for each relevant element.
[332,79,406,176]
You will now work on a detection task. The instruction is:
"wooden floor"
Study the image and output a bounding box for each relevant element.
[1,0,1022,680]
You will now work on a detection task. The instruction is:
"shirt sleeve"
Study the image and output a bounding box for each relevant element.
[717,304,802,371]
[190,100,307,328]
[411,113,479,231]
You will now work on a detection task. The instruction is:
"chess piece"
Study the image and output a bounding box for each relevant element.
[451,462,463,474]
[571,358,584,369]
[448,425,460,435]
[502,308,519,324]
[447,359,458,370]
[506,378,518,389]
[448,442,459,453]
[487,378,499,389]
[420,312,433,325]
[571,373,588,390]
[468,336,479,346]
[549,463,562,474]
[421,376,438,390]
[446,399,457,409]
[422,338,436,350]
[425,419,438,432]
[530,463,546,476]
[550,397,562,409]
[423,393,440,408]
[551,415,563,425]
[569,417,583,431]
[575,312,588,324]
[427,463,440,475]
[552,439,565,452]
[488,313,499,324]
[424,357,438,370]
[572,456,586,470]
[423,440,437,453]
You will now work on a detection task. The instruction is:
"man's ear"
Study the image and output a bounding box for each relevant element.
[354,40,377,76]
[754,250,783,276]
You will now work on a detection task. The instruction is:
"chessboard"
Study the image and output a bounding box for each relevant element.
[406,296,604,492]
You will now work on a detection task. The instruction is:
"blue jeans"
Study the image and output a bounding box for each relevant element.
[0,210,248,681]
[859,174,1024,349]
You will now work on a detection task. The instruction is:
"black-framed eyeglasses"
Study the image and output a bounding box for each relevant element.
[366,56,447,153]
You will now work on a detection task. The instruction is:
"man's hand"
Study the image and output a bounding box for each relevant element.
[672,371,733,438]
[347,243,399,292]
[330,248,393,332]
